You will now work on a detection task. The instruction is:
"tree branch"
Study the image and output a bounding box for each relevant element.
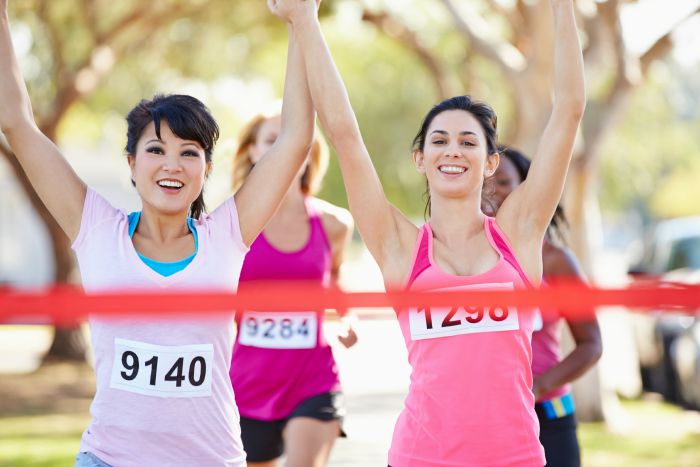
[486,0,525,38]
[361,9,453,99]
[438,0,525,79]
[578,5,697,168]
[35,1,66,85]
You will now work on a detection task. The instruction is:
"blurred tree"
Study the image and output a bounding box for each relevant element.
[0,0,275,362]
[358,0,699,271]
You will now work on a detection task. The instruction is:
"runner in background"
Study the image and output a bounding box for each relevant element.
[490,146,603,467]
[269,0,585,465]
[229,110,355,467]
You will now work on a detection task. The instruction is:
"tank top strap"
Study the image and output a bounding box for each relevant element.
[304,196,321,220]
[484,216,534,288]
[304,197,332,254]
[405,225,431,289]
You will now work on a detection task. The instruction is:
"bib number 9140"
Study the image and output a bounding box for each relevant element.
[408,283,519,340]
[110,338,213,398]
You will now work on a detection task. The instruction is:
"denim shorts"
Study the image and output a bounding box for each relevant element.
[75,452,112,467]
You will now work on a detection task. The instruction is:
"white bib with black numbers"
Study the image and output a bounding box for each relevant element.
[238,311,318,349]
[110,338,213,398]
[409,283,520,340]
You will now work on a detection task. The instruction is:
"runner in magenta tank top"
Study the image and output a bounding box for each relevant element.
[231,199,342,419]
[491,147,602,467]
[276,0,585,464]
[229,110,355,466]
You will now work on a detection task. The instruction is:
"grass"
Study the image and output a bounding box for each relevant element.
[578,399,700,467]
[0,414,89,467]
[1,400,699,466]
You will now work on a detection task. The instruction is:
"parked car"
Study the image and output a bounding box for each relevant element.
[629,216,700,407]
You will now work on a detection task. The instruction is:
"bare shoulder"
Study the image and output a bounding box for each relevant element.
[312,197,354,241]
[542,242,583,278]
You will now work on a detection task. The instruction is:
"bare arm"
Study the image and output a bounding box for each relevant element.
[274,0,417,278]
[497,0,585,264]
[0,2,86,242]
[319,202,358,348]
[234,24,314,247]
[534,244,602,399]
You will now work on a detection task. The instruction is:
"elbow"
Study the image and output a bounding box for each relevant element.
[0,108,34,138]
[0,118,23,140]
[588,334,603,365]
[319,113,357,146]
[562,95,586,123]
[325,123,360,152]
[279,127,314,157]
[571,98,586,122]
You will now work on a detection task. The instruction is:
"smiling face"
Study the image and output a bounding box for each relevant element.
[128,120,210,217]
[414,109,499,201]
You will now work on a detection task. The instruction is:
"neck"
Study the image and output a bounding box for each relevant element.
[428,191,485,243]
[275,181,307,217]
[137,205,191,243]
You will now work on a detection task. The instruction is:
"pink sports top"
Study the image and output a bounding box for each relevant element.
[388,217,545,467]
[73,188,247,467]
[229,197,341,420]
[531,305,570,401]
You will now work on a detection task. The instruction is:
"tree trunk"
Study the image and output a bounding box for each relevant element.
[43,327,88,362]
[0,138,87,364]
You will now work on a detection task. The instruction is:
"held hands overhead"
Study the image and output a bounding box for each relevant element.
[267,0,319,23]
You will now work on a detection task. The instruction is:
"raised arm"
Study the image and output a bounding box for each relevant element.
[272,0,417,277]
[497,0,585,245]
[0,1,86,242]
[234,24,315,247]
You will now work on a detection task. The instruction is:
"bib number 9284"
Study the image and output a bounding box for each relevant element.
[110,338,213,398]
[408,283,519,340]
[238,312,318,349]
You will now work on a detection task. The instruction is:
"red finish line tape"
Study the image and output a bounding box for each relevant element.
[0,281,698,326]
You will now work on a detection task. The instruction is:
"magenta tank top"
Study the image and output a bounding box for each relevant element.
[229,197,341,420]
[388,217,545,467]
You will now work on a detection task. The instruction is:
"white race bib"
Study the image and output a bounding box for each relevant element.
[409,283,520,340]
[110,338,213,398]
[238,312,318,349]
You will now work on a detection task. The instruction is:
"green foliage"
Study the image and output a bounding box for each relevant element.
[599,62,700,218]
[9,0,699,219]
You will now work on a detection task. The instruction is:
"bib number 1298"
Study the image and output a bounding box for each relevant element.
[408,283,520,340]
[110,338,213,398]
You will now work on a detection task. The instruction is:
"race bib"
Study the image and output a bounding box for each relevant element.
[238,312,318,349]
[409,283,520,340]
[110,338,213,398]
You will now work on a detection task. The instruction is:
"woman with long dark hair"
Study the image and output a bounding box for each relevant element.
[268,0,585,465]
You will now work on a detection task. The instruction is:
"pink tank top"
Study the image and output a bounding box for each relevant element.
[531,304,570,401]
[229,198,341,420]
[388,217,545,467]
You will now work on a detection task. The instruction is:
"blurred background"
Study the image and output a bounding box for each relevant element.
[1,0,699,465]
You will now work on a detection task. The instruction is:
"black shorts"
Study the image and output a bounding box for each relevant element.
[240,392,346,462]
[536,411,580,467]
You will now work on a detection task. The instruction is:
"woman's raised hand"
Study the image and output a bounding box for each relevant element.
[267,0,318,23]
